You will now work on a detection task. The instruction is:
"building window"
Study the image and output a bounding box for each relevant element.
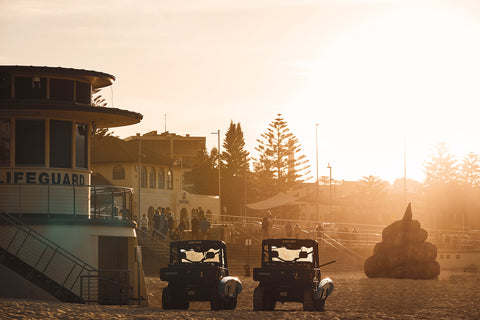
[149,167,156,188]
[14,76,47,99]
[141,166,147,188]
[50,78,74,102]
[0,118,11,166]
[15,119,45,166]
[167,169,173,190]
[158,168,165,189]
[75,123,88,169]
[0,72,11,99]
[75,81,91,104]
[50,120,72,168]
[113,165,125,180]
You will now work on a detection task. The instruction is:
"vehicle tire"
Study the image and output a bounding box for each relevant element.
[224,297,237,310]
[162,287,174,310]
[263,288,276,311]
[210,289,223,311]
[176,294,190,310]
[315,298,325,311]
[303,288,315,311]
[253,287,264,311]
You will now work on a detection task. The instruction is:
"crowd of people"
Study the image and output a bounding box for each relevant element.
[137,206,212,241]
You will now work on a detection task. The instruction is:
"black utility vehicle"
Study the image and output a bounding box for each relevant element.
[253,238,334,311]
[160,240,242,310]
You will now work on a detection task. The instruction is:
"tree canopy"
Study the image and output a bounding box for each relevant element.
[253,114,311,195]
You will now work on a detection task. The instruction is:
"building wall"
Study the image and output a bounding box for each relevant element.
[92,162,220,225]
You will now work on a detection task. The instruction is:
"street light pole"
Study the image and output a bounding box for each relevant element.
[137,133,142,220]
[315,124,319,220]
[327,163,332,222]
[211,130,221,217]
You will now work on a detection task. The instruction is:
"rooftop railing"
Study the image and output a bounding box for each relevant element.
[0,184,133,221]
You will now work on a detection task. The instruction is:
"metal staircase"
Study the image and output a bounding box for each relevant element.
[0,210,130,304]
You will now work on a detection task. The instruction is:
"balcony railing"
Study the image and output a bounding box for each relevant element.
[0,184,133,221]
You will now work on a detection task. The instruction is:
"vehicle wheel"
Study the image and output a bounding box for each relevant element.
[162,287,174,310]
[315,298,325,311]
[253,287,264,311]
[303,288,315,311]
[224,297,237,310]
[263,288,276,311]
[210,289,223,311]
[176,294,190,310]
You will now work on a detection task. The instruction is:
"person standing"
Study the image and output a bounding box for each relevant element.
[199,215,211,240]
[152,209,161,238]
[191,212,199,240]
[262,212,271,239]
[159,208,168,240]
[167,209,175,238]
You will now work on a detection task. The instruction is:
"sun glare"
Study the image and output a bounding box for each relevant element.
[292,4,480,182]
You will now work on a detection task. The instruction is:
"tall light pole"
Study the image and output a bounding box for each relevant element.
[315,124,319,220]
[211,130,221,217]
[137,133,142,219]
[327,163,332,222]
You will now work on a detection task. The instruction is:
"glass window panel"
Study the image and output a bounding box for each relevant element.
[15,119,45,166]
[113,165,125,179]
[14,76,47,99]
[158,168,165,189]
[50,120,72,168]
[0,72,12,98]
[149,167,156,188]
[76,81,91,104]
[167,170,173,190]
[0,118,11,166]
[50,78,74,101]
[75,123,88,168]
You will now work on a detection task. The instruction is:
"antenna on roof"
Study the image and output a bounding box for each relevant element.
[164,114,167,132]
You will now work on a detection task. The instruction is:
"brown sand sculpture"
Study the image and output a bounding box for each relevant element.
[364,203,440,279]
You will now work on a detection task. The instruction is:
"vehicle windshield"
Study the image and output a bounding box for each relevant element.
[177,247,222,264]
[270,245,314,263]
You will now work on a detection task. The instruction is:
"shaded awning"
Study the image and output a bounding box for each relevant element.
[246,192,304,210]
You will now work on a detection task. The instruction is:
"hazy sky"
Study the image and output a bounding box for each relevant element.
[2,0,480,183]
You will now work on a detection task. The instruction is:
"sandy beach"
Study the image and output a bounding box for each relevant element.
[1,269,479,319]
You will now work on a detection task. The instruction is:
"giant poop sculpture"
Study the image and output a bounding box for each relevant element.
[364,203,440,279]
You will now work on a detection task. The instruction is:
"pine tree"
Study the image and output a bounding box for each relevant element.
[423,142,458,186]
[221,122,250,215]
[222,121,249,176]
[459,152,480,188]
[191,146,218,195]
[253,114,311,195]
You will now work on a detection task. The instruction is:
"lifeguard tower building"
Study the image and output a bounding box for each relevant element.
[0,65,148,305]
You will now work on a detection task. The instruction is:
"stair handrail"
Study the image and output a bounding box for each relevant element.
[235,228,262,245]
[137,227,172,250]
[0,210,97,272]
[321,232,365,265]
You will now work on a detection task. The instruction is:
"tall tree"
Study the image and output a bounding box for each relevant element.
[253,114,311,195]
[423,142,458,186]
[458,152,480,188]
[191,146,218,195]
[221,122,250,215]
[222,121,249,176]
[423,143,462,229]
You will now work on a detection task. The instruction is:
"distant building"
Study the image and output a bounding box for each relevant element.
[91,131,220,226]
